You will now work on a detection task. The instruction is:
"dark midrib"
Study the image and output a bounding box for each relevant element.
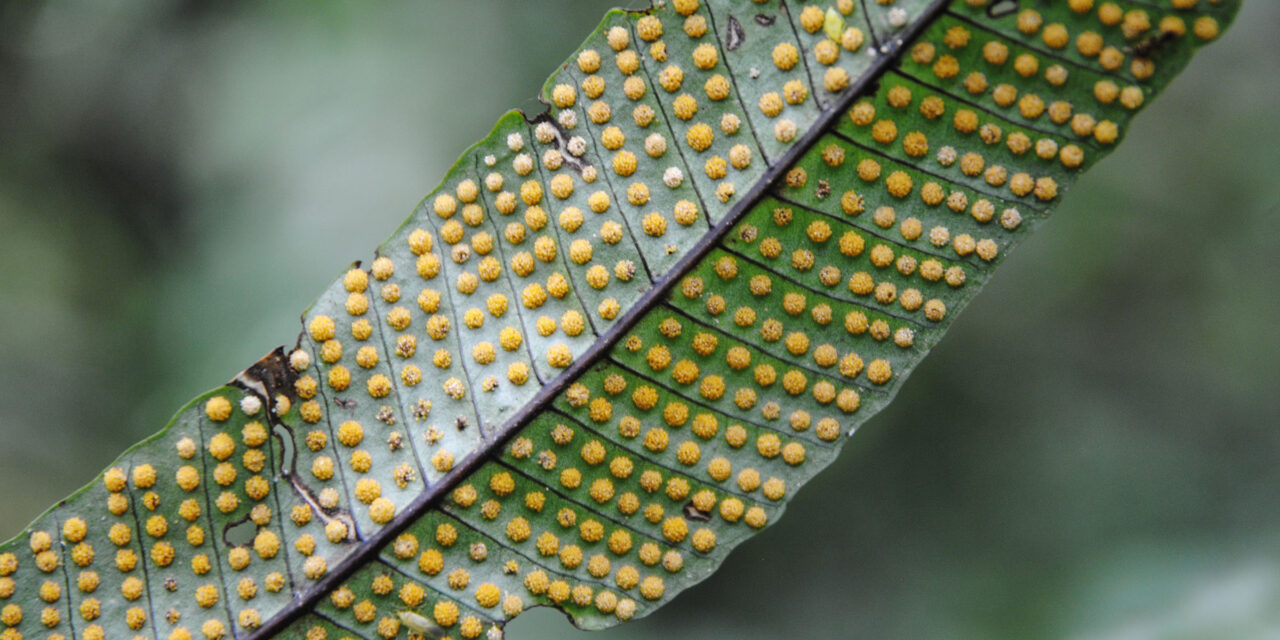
[249,1,949,636]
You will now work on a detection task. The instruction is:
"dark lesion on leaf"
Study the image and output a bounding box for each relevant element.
[726,15,746,51]
[754,14,776,27]
[683,501,712,523]
[285,472,359,543]
[223,514,258,547]
[234,344,359,543]
[1130,30,1180,58]
[232,346,298,413]
[526,111,593,176]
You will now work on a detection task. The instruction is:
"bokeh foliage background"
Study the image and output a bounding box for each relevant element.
[1,2,1277,638]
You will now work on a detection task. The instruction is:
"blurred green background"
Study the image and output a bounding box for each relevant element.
[1,2,1277,638]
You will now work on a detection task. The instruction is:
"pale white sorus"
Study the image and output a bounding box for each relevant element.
[567,136,587,157]
[506,132,524,151]
[240,395,262,416]
[894,327,914,347]
[888,7,908,28]
[750,66,761,79]
[721,113,741,134]
[444,377,465,399]
[483,154,497,167]
[937,145,958,167]
[774,118,797,142]
[487,626,504,640]
[582,166,598,182]
[557,109,577,129]
[542,149,563,170]
[451,244,471,264]
[1001,207,1023,230]
[288,349,311,372]
[663,166,684,188]
[534,122,556,144]
[318,487,339,509]
[645,132,667,156]
[512,153,533,175]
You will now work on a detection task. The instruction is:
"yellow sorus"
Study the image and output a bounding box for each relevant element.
[616,49,641,75]
[963,71,988,95]
[658,64,684,92]
[639,575,665,601]
[1041,23,1069,49]
[432,449,454,472]
[253,530,280,559]
[641,212,668,237]
[886,171,913,198]
[661,516,688,543]
[369,256,395,281]
[673,94,698,120]
[204,396,233,422]
[319,338,343,364]
[735,466,763,493]
[1013,53,1039,78]
[570,583,595,607]
[1194,16,1220,41]
[691,528,716,553]
[560,465,585,490]
[502,516,531,543]
[870,118,901,143]
[782,442,807,466]
[303,556,328,580]
[791,4,823,33]
[761,476,786,501]
[551,83,576,108]
[416,548,444,576]
[432,600,460,627]
[636,14,662,41]
[560,311,586,337]
[369,497,396,523]
[474,583,501,608]
[1120,9,1151,40]
[308,314,336,342]
[686,123,714,151]
[933,54,960,79]
[704,73,731,101]
[903,131,929,157]
[587,477,615,504]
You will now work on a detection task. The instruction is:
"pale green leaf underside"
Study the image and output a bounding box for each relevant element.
[0,1,1238,639]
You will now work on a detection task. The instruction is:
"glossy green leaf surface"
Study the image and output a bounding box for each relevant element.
[0,1,1239,639]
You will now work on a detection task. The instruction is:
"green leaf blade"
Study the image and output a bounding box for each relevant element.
[0,1,1241,638]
